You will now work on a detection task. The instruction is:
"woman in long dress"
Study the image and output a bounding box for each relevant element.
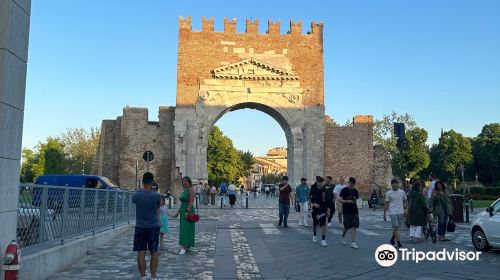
[173,176,196,254]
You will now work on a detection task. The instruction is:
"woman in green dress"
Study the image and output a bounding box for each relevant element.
[173,176,196,255]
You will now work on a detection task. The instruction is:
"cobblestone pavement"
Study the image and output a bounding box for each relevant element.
[52,195,500,280]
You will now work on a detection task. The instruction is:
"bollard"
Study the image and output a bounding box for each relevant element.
[195,194,198,209]
[220,196,223,209]
[470,199,474,213]
[465,202,470,223]
[246,192,248,209]
[168,196,172,209]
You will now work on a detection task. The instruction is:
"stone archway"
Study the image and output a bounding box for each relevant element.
[174,58,325,187]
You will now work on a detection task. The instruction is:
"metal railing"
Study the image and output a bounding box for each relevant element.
[17,184,135,249]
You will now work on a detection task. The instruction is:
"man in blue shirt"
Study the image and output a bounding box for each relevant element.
[133,172,161,280]
[295,178,310,227]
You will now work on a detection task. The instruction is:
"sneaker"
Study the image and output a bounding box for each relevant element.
[304,224,308,227]
[328,222,332,227]
[321,240,328,247]
[298,221,303,226]
[284,224,288,228]
[341,236,347,245]
[397,242,403,249]
[179,248,186,255]
[351,241,359,249]
[313,236,318,243]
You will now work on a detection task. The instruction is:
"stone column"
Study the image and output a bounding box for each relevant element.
[0,0,31,278]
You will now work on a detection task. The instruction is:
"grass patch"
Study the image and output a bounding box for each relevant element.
[472,200,496,209]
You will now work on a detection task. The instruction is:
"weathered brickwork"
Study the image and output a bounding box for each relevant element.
[176,16,324,107]
[93,107,178,194]
[323,115,374,194]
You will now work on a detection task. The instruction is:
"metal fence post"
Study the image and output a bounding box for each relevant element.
[246,192,248,209]
[113,190,118,229]
[92,190,98,235]
[38,187,48,244]
[79,189,85,232]
[128,192,133,224]
[121,192,126,222]
[104,190,109,226]
[168,196,172,209]
[220,196,223,209]
[61,188,69,244]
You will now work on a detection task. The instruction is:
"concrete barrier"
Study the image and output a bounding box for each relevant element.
[20,224,133,280]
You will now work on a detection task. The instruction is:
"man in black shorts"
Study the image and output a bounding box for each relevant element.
[338,177,360,249]
[324,176,335,227]
[310,177,328,247]
[133,172,161,280]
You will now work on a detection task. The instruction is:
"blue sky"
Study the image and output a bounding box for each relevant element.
[23,0,500,156]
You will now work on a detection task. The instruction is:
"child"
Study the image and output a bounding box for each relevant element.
[159,196,170,250]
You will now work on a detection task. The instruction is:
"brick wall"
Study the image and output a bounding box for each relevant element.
[93,107,177,193]
[176,17,324,107]
[324,115,374,194]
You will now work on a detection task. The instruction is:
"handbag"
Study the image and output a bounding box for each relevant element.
[187,212,199,222]
[447,218,455,232]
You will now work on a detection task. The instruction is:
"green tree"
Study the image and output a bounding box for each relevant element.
[473,123,500,184]
[393,128,430,179]
[238,150,255,177]
[207,126,243,186]
[373,111,417,159]
[433,130,473,182]
[60,127,100,174]
[33,137,66,176]
[20,148,36,182]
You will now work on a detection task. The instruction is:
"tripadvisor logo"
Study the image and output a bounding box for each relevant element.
[375,244,482,267]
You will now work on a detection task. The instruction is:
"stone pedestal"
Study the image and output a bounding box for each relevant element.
[0,1,31,278]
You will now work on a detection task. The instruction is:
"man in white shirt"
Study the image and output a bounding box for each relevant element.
[427,173,437,200]
[333,176,346,225]
[383,179,407,249]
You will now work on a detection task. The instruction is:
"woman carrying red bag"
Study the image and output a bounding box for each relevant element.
[173,176,196,255]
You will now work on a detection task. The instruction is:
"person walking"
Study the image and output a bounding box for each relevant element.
[173,176,196,255]
[132,172,161,280]
[383,179,407,248]
[278,176,293,227]
[310,177,328,246]
[333,176,346,226]
[295,178,310,227]
[220,183,227,207]
[228,182,237,207]
[324,176,336,227]
[265,185,270,199]
[407,181,428,242]
[203,183,210,205]
[427,173,437,200]
[210,185,217,206]
[432,181,453,242]
[196,182,203,205]
[338,177,360,249]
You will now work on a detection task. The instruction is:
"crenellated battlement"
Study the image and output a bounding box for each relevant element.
[178,16,323,37]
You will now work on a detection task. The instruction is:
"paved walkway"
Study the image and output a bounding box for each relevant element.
[52,195,500,280]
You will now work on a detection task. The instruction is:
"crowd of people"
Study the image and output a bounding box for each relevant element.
[275,173,455,250]
[131,171,455,279]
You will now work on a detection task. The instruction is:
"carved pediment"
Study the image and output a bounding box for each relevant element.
[212,59,299,80]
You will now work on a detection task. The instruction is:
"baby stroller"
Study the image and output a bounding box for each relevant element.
[422,211,437,243]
